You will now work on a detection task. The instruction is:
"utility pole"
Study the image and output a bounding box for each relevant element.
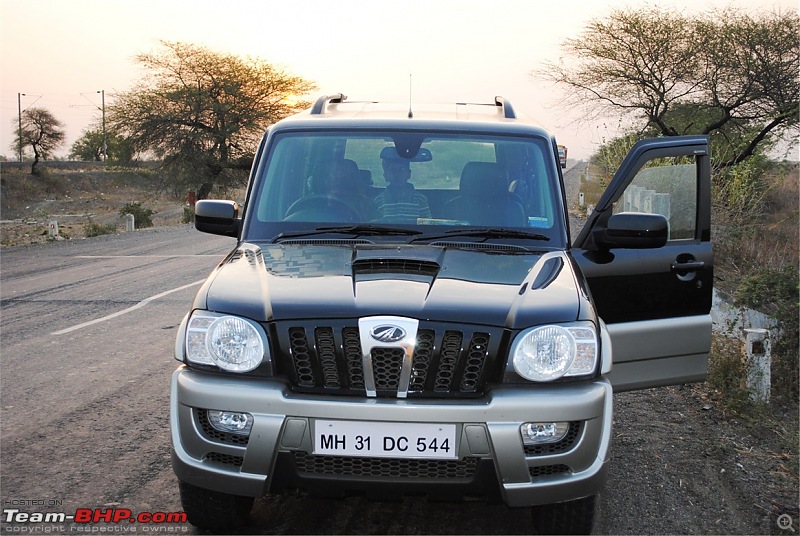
[98,89,106,162]
[81,90,107,161]
[17,92,24,162]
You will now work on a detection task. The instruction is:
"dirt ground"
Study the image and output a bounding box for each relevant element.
[1,162,797,533]
[611,384,798,533]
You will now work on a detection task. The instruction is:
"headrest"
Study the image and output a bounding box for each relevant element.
[459,162,506,197]
[311,159,360,193]
[334,158,359,175]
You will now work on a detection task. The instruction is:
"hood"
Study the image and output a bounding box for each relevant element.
[199,242,582,329]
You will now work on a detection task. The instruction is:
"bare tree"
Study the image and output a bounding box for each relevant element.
[538,7,799,169]
[108,41,317,198]
[11,107,66,175]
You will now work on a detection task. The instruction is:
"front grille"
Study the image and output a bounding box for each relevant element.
[293,452,479,479]
[372,347,404,390]
[279,322,503,398]
[523,422,583,456]
[529,464,571,479]
[204,452,244,468]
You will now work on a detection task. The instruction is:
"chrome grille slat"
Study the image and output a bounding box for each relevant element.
[315,327,340,388]
[289,327,314,387]
[342,327,365,389]
[461,332,490,392]
[409,330,435,393]
[435,331,463,392]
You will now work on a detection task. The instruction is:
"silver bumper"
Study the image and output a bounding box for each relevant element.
[170,367,612,507]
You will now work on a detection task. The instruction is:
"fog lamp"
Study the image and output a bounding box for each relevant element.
[207,410,253,436]
[520,422,570,445]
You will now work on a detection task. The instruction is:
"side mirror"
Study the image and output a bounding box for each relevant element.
[195,200,240,238]
[594,212,668,249]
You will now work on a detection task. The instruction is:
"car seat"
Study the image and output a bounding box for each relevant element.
[442,162,527,226]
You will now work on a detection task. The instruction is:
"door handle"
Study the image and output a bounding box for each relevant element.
[671,260,705,272]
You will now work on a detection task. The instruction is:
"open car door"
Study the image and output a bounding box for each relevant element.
[572,136,713,392]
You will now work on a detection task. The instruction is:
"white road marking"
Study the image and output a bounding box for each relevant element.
[51,279,205,335]
[76,255,222,258]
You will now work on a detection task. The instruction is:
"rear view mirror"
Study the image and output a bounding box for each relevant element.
[195,199,240,238]
[379,146,433,162]
[594,212,668,249]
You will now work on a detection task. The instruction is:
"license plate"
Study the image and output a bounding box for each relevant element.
[313,420,457,459]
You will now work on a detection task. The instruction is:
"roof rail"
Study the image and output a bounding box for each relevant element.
[310,93,348,115]
[494,96,516,119]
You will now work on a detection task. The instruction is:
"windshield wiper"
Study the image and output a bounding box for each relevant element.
[272,225,422,243]
[409,228,550,243]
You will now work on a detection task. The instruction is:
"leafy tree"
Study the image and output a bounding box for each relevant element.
[108,41,316,198]
[539,7,799,171]
[70,126,134,162]
[10,107,65,175]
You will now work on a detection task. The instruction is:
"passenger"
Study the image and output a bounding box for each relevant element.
[373,149,431,223]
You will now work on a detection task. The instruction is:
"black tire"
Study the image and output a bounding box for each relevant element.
[178,480,254,530]
[531,494,596,535]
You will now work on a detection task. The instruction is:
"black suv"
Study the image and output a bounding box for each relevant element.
[170,94,713,533]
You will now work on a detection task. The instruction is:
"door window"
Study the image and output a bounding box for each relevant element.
[611,158,698,240]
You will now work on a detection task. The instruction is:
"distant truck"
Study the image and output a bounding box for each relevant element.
[557,144,568,168]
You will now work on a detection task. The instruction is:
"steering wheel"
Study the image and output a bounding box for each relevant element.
[284,195,361,222]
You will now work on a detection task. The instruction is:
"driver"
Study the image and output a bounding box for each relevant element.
[373,148,431,223]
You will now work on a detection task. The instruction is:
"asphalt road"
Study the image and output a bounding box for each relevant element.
[0,168,773,534]
[0,227,235,531]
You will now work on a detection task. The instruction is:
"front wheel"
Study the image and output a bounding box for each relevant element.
[179,480,254,530]
[531,495,596,535]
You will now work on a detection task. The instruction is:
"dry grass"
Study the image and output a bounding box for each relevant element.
[715,165,799,286]
[0,164,187,246]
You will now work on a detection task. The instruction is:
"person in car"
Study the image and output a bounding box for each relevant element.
[373,148,431,223]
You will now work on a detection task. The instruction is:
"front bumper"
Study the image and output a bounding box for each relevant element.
[170,367,612,507]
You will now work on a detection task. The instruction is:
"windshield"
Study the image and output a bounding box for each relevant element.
[244,130,566,246]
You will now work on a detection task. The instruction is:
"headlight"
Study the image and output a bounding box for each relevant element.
[184,311,269,373]
[510,322,598,382]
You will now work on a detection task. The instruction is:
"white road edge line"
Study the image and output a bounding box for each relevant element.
[76,255,222,258]
[51,279,205,336]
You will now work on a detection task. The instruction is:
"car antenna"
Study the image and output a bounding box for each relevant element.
[408,74,414,118]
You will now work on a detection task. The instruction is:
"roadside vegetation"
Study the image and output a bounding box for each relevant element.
[557,6,798,520]
[119,201,155,229]
[558,5,798,410]
[0,164,181,246]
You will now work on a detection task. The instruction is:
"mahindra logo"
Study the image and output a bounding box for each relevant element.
[370,325,406,343]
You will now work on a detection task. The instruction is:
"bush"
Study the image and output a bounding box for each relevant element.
[707,335,752,412]
[182,206,195,224]
[119,202,154,228]
[84,221,117,237]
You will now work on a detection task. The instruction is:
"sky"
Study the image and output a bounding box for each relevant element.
[0,0,796,161]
